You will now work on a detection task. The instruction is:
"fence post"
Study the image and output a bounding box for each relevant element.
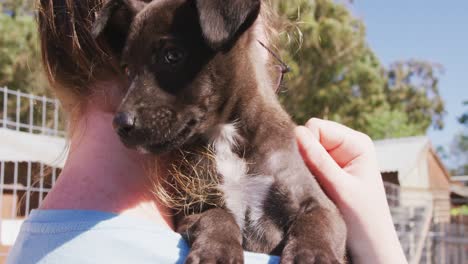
[39,163,44,206]
[11,162,18,218]
[26,162,32,217]
[41,96,47,134]
[29,95,34,133]
[2,87,7,128]
[16,90,20,131]
[461,223,466,264]
[0,161,4,225]
[442,223,447,264]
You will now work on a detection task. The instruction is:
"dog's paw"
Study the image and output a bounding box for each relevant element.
[281,247,343,264]
[185,242,244,264]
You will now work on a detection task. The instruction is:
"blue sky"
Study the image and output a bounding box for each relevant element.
[351,1,468,149]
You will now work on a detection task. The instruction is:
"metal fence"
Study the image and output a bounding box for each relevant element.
[385,182,432,263]
[425,222,468,264]
[0,161,60,261]
[0,161,59,219]
[0,87,65,136]
[0,88,64,261]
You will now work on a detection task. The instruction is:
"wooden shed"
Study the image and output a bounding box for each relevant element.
[375,136,451,223]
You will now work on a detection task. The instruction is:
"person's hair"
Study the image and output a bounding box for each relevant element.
[37,0,280,112]
[38,0,116,111]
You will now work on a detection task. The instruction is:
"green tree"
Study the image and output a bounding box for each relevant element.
[273,0,445,139]
[275,0,386,127]
[438,102,468,176]
[451,102,468,175]
[362,109,425,140]
[450,133,468,175]
[385,60,445,130]
[459,101,468,125]
[0,12,48,95]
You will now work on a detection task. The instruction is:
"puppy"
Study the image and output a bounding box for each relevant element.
[93,0,347,263]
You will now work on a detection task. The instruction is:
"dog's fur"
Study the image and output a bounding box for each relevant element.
[94,0,347,263]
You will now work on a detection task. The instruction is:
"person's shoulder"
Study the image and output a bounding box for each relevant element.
[6,210,279,264]
[6,210,187,264]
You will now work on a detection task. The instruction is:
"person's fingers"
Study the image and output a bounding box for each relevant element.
[295,126,347,192]
[305,118,375,167]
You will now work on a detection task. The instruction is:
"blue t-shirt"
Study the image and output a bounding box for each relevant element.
[7,210,279,264]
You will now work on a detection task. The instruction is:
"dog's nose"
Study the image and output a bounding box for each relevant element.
[113,112,136,137]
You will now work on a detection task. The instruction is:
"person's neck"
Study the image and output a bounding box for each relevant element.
[41,107,174,229]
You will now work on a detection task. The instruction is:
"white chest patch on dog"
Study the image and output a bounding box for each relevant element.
[210,124,274,230]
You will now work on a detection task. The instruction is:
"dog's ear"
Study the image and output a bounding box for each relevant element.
[195,0,261,50]
[92,0,145,54]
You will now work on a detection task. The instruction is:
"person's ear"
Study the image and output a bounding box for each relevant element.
[195,0,261,50]
[92,0,146,55]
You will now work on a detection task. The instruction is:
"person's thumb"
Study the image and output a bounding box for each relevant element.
[295,126,347,195]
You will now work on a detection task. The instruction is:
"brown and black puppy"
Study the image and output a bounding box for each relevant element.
[93,0,346,263]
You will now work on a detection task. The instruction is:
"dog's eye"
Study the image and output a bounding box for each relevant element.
[164,48,185,65]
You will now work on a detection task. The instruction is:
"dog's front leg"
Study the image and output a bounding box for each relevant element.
[281,198,347,264]
[176,208,244,264]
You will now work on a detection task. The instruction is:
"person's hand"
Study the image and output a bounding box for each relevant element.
[295,118,407,264]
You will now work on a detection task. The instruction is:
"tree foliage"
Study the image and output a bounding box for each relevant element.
[451,133,468,176]
[272,0,445,139]
[0,13,48,94]
[437,102,468,176]
[450,102,468,175]
[385,60,445,130]
[459,101,468,126]
[363,110,425,140]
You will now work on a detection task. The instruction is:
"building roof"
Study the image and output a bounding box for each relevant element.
[374,136,430,176]
[451,184,468,198]
[452,176,468,182]
[0,128,68,168]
